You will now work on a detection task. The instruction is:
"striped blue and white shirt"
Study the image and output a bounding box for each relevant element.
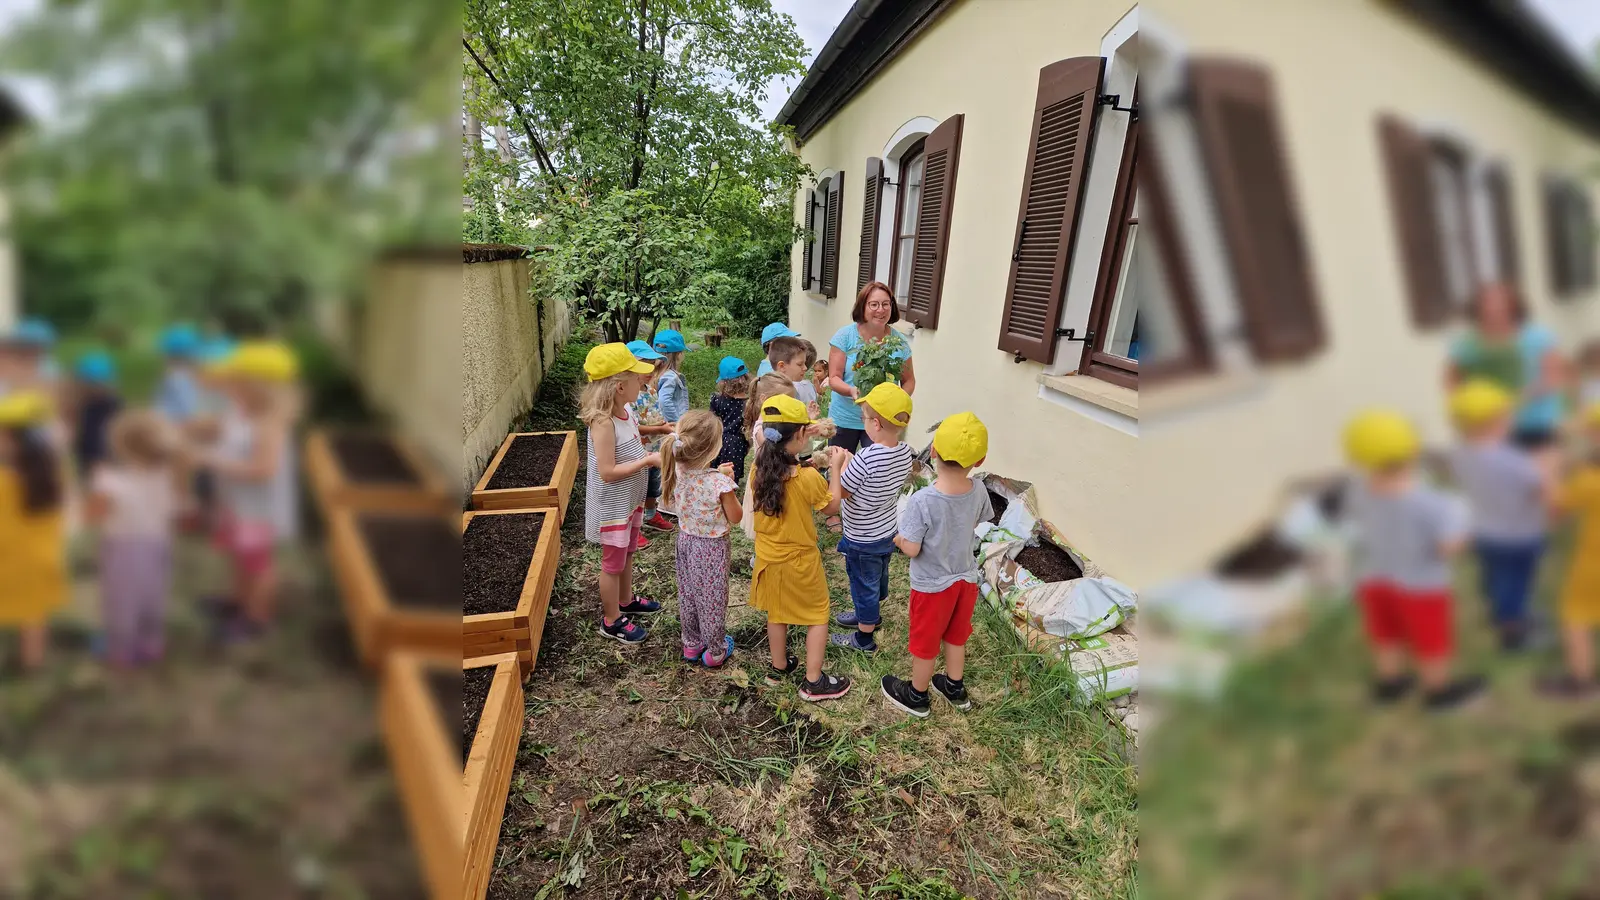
[840,441,915,543]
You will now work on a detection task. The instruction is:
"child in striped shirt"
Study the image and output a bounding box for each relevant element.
[830,383,916,653]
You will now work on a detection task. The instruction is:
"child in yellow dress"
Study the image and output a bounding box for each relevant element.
[749,394,850,701]
[0,390,68,672]
[1541,402,1600,697]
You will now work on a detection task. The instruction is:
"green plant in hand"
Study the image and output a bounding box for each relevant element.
[851,331,908,397]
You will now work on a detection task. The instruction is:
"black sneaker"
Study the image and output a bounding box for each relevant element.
[930,674,971,711]
[880,675,930,718]
[1371,674,1415,704]
[765,655,799,685]
[618,595,662,615]
[827,631,877,654]
[598,615,649,644]
[1536,673,1599,699]
[799,672,852,703]
[1423,675,1486,712]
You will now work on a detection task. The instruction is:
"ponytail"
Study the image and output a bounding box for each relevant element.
[752,421,802,518]
[659,432,681,511]
[11,427,62,514]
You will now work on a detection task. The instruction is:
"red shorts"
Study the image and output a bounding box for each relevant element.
[599,508,645,575]
[1356,580,1454,660]
[219,517,277,577]
[908,580,979,660]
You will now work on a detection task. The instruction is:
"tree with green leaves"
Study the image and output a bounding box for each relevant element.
[463,0,810,342]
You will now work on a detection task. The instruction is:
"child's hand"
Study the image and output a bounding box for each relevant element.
[828,446,852,469]
[717,462,735,479]
[807,401,821,419]
[641,451,662,469]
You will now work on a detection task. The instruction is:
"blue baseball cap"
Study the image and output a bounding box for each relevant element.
[10,317,57,348]
[625,339,665,361]
[717,357,749,381]
[652,329,686,354]
[159,323,202,358]
[198,336,236,365]
[74,350,116,385]
[760,322,800,346]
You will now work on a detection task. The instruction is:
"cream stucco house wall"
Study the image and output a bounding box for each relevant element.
[778,0,1600,588]
[0,88,26,333]
[777,0,1145,582]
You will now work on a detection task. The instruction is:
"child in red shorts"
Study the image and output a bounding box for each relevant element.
[1343,409,1485,710]
[882,413,994,717]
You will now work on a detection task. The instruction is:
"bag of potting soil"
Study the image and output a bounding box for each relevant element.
[1020,623,1139,701]
[979,524,1125,635]
[975,473,1037,548]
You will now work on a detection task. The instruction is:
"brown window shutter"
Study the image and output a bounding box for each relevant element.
[822,174,844,298]
[857,158,884,294]
[1191,58,1325,361]
[1548,178,1598,297]
[1483,161,1520,288]
[802,185,816,292]
[906,114,963,329]
[1377,114,1450,328]
[1578,186,1599,292]
[997,57,1103,362]
[1545,177,1573,296]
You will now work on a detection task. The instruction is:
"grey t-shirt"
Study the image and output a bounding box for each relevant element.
[1446,442,1547,543]
[1346,480,1468,590]
[899,476,994,593]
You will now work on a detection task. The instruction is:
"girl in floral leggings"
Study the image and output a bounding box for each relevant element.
[659,411,741,667]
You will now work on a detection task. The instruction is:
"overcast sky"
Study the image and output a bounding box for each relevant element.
[758,0,857,123]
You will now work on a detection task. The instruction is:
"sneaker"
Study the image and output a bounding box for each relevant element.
[930,674,972,711]
[701,635,737,668]
[633,532,651,552]
[765,655,799,685]
[799,671,852,703]
[599,615,649,644]
[1536,673,1599,698]
[1422,675,1486,712]
[1497,624,1530,653]
[1371,674,1416,704]
[643,512,675,532]
[828,631,877,654]
[880,675,931,718]
[681,646,705,666]
[619,595,662,615]
[834,611,860,628]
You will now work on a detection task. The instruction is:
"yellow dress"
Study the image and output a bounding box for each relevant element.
[1557,465,1600,627]
[750,468,833,626]
[0,468,67,627]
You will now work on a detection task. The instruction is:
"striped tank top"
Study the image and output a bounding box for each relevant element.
[584,407,649,544]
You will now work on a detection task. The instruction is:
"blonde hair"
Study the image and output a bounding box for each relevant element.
[743,373,797,435]
[717,373,752,399]
[660,351,684,374]
[659,410,723,508]
[109,410,175,468]
[579,373,633,427]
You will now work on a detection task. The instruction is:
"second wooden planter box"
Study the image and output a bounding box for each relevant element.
[304,427,452,517]
[470,431,579,521]
[327,506,463,667]
[463,508,560,674]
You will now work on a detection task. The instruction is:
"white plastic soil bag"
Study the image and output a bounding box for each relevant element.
[1024,575,1137,640]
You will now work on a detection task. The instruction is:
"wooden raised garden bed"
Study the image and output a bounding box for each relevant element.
[470,431,579,521]
[463,651,523,900]
[463,508,560,674]
[304,427,452,516]
[327,506,462,667]
[379,649,464,900]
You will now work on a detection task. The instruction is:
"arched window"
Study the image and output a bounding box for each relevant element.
[888,138,925,306]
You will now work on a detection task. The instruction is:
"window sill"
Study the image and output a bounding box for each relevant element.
[1141,368,1266,422]
[1038,373,1139,419]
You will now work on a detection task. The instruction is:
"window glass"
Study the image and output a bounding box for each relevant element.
[892,150,925,302]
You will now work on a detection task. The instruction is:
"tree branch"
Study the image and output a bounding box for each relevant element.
[463,35,562,191]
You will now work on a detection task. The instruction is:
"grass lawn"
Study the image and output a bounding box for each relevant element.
[494,336,1137,899]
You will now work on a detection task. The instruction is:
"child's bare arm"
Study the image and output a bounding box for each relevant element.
[593,418,659,483]
[639,423,675,436]
[719,490,742,526]
[894,534,922,557]
[84,488,111,526]
[208,416,285,481]
[820,448,846,516]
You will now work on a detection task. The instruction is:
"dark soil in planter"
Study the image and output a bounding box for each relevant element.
[461,666,495,767]
[463,513,546,615]
[485,433,567,491]
[987,489,1009,526]
[1015,542,1082,583]
[427,669,462,763]
[358,515,462,612]
[1216,531,1302,580]
[330,433,420,485]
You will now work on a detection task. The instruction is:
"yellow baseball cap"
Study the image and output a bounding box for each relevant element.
[0,390,51,427]
[585,342,655,382]
[1583,401,1600,428]
[932,412,988,467]
[760,393,815,426]
[856,382,913,427]
[1448,379,1513,427]
[1343,408,1420,470]
[225,341,299,383]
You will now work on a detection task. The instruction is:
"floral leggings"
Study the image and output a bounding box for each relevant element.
[675,532,730,662]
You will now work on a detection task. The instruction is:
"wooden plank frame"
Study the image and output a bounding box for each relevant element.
[327,506,462,668]
[303,427,453,517]
[469,431,580,521]
[380,649,464,900]
[462,508,560,674]
[463,652,523,900]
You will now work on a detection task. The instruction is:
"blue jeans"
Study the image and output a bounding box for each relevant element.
[1474,537,1545,627]
[646,465,661,501]
[839,535,895,627]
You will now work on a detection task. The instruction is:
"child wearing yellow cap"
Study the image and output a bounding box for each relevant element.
[0,391,67,671]
[581,343,665,645]
[1539,403,1600,697]
[1342,409,1483,710]
[880,412,993,717]
[1444,379,1557,651]
[828,382,916,654]
[748,394,851,701]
